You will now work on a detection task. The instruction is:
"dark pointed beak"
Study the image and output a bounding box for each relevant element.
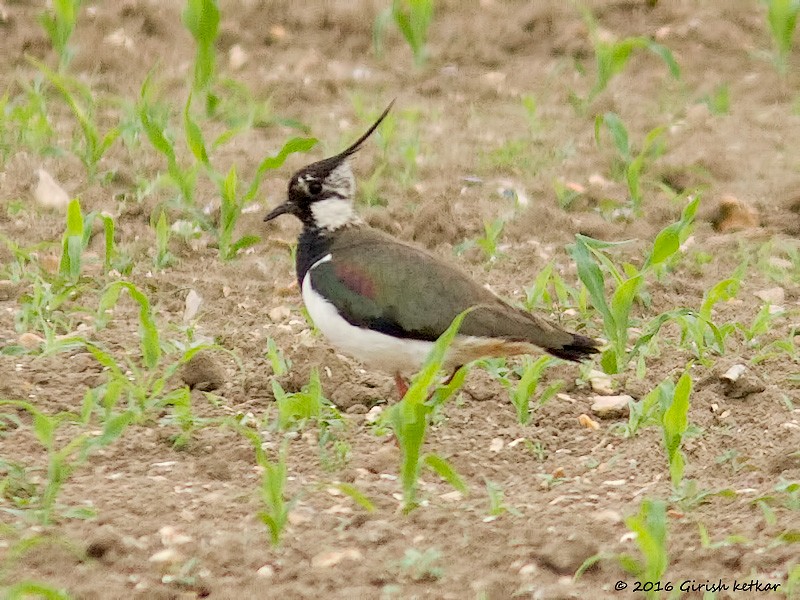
[263,201,294,222]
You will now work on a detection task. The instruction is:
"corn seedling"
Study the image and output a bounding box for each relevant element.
[701,83,731,115]
[5,581,72,600]
[484,479,520,518]
[394,548,444,582]
[31,59,121,180]
[0,79,56,162]
[455,218,506,264]
[58,199,88,283]
[256,439,289,546]
[374,0,434,66]
[618,498,669,600]
[523,260,584,314]
[182,0,221,114]
[265,338,291,377]
[385,310,471,511]
[500,356,561,425]
[61,282,216,422]
[271,368,340,432]
[661,372,691,489]
[615,375,674,438]
[38,0,82,70]
[553,179,582,211]
[0,395,127,525]
[764,0,800,75]
[570,196,699,374]
[153,211,175,269]
[235,425,292,546]
[579,9,680,107]
[138,93,199,209]
[594,112,665,216]
[214,135,317,260]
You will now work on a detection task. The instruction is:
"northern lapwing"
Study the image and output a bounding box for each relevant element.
[264,103,600,396]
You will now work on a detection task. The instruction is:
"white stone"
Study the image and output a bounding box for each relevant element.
[33,168,70,210]
[590,394,632,418]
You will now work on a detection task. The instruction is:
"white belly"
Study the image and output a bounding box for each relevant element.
[301,257,434,374]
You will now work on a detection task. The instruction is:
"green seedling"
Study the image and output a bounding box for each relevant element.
[594,112,665,216]
[266,338,291,376]
[57,198,115,279]
[238,426,291,546]
[0,396,127,525]
[374,0,434,66]
[570,196,699,374]
[523,260,584,314]
[618,498,669,600]
[502,356,561,425]
[521,94,541,134]
[579,8,680,106]
[271,368,341,432]
[214,135,316,260]
[153,211,175,269]
[701,83,731,115]
[394,548,444,582]
[58,199,85,282]
[455,218,507,264]
[662,371,691,489]
[476,218,506,263]
[13,276,78,349]
[764,0,800,75]
[5,581,72,600]
[60,282,217,423]
[553,179,582,211]
[182,0,221,114]
[0,78,56,161]
[616,376,673,438]
[38,0,82,69]
[31,59,120,180]
[213,78,279,133]
[385,310,472,511]
[737,303,778,346]
[484,479,520,518]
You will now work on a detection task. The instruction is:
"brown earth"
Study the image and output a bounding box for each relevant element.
[1,1,799,599]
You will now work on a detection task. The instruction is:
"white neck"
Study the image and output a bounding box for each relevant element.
[311,198,362,230]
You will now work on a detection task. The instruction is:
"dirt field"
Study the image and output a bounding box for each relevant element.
[1,1,799,598]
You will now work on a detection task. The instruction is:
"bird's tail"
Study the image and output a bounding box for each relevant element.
[546,332,602,362]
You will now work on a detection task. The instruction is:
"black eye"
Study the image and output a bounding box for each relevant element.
[308,181,322,195]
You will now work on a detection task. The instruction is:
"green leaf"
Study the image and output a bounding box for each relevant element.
[97,410,135,446]
[228,235,261,255]
[244,137,318,203]
[662,372,692,486]
[183,92,209,164]
[423,453,467,494]
[59,198,83,280]
[333,482,376,512]
[646,41,681,79]
[597,112,630,161]
[570,235,613,328]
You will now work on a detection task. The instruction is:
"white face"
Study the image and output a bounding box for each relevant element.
[322,161,355,199]
[310,197,358,230]
[302,160,361,230]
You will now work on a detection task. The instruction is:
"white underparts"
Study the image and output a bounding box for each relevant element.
[301,255,541,375]
[302,255,433,374]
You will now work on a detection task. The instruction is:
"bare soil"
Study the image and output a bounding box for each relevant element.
[1,1,799,599]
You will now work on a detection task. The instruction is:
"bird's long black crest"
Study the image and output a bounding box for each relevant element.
[331,99,395,161]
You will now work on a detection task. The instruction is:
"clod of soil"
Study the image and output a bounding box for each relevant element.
[179,351,226,391]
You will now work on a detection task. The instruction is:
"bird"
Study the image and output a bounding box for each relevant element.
[264,102,600,397]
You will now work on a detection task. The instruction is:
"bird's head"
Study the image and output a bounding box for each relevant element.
[264,101,394,231]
